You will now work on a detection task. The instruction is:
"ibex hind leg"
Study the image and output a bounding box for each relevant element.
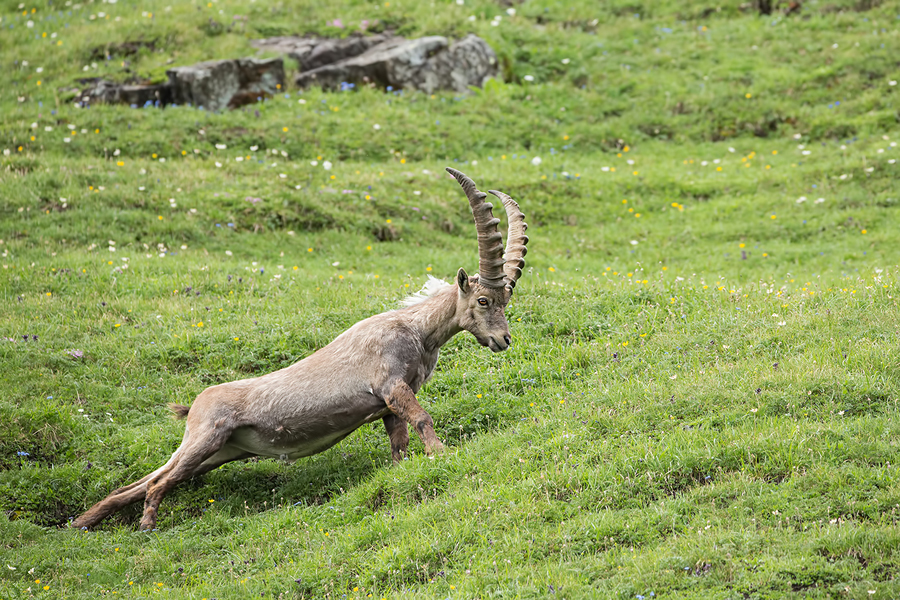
[139,425,232,531]
[71,417,198,529]
[73,437,248,530]
[71,456,178,530]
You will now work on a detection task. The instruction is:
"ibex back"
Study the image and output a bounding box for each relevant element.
[73,168,528,530]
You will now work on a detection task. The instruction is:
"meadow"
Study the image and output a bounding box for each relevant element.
[2,0,900,597]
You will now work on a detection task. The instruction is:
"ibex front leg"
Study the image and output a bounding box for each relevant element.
[382,414,410,464]
[384,381,445,456]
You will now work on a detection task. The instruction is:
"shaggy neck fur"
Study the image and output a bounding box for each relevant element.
[398,276,452,307]
[402,283,462,353]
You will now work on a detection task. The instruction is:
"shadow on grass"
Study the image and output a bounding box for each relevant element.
[51,448,388,531]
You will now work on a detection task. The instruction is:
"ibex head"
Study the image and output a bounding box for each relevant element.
[447,168,528,353]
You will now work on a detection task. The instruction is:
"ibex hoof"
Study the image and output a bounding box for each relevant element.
[426,441,446,456]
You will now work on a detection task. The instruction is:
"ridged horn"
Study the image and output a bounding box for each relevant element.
[488,189,528,288]
[446,168,506,288]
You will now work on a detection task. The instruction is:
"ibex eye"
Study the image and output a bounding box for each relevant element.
[477,298,488,306]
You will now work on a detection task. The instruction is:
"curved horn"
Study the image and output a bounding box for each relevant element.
[446,168,506,288]
[488,189,528,288]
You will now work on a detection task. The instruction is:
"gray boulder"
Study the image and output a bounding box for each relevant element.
[408,34,499,93]
[253,33,499,94]
[166,57,284,111]
[76,78,171,107]
[295,34,498,93]
[251,34,392,71]
[75,57,284,110]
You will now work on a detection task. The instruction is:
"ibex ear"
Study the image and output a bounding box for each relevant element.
[457,268,470,295]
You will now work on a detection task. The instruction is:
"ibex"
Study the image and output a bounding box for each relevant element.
[72,168,528,530]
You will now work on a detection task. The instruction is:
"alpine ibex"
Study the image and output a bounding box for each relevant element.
[73,168,528,530]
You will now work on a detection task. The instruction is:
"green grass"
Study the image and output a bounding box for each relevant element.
[2,0,900,597]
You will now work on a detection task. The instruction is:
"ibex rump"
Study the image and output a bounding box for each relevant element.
[73,168,527,530]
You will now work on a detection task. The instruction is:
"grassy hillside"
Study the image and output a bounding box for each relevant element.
[2,0,900,598]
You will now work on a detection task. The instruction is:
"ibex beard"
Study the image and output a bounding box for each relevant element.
[72,168,528,530]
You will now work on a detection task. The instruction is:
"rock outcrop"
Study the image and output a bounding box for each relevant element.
[251,34,393,72]
[74,33,497,109]
[166,58,285,110]
[77,57,284,110]
[253,33,499,94]
[76,77,171,107]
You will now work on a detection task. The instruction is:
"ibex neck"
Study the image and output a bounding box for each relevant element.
[405,285,462,352]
